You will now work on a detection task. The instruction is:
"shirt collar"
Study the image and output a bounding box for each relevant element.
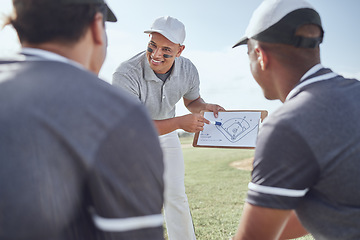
[21,47,85,70]
[299,63,323,82]
[285,64,338,101]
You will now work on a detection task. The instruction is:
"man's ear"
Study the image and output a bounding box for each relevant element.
[176,45,185,57]
[255,46,268,71]
[91,12,105,45]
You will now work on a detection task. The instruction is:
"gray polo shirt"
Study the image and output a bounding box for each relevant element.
[112,51,200,120]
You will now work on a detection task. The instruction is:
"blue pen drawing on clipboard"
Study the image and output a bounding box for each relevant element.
[215,117,258,143]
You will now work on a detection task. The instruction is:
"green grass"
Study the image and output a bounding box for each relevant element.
[166,136,314,240]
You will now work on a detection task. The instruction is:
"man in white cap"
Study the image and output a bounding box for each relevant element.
[113,16,224,240]
[231,0,360,239]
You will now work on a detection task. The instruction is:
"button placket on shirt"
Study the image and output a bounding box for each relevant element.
[161,77,169,102]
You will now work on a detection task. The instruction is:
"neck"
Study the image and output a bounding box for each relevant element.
[274,61,321,102]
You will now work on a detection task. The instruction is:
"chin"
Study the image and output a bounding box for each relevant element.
[149,64,161,73]
[264,94,280,101]
[263,91,276,100]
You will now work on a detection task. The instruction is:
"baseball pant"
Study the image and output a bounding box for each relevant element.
[159,131,196,240]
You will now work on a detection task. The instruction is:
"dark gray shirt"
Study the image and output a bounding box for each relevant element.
[248,66,360,240]
[0,54,164,240]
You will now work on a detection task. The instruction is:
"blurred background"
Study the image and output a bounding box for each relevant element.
[1,0,359,117]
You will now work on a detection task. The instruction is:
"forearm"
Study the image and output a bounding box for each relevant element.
[233,203,291,240]
[184,97,225,117]
[279,211,309,239]
[154,113,209,136]
[185,97,208,113]
[154,118,181,136]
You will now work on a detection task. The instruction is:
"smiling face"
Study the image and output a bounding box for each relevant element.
[146,32,184,74]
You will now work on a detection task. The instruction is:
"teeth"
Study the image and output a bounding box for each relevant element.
[152,59,162,63]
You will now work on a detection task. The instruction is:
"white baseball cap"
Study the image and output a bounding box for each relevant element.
[144,16,186,45]
[233,0,323,48]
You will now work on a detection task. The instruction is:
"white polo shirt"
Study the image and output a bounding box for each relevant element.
[112,51,200,120]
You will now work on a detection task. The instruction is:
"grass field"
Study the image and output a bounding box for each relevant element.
[165,136,314,240]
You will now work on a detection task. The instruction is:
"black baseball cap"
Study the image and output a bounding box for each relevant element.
[61,0,117,22]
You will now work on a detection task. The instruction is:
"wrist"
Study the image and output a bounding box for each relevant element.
[173,116,182,130]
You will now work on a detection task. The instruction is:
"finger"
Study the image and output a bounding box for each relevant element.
[213,109,219,118]
[198,121,205,127]
[197,116,208,123]
[214,105,225,118]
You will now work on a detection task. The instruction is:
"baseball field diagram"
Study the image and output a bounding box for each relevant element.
[193,110,268,149]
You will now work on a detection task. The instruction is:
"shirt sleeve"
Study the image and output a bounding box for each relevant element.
[86,106,164,238]
[112,69,141,100]
[182,60,200,101]
[247,119,320,210]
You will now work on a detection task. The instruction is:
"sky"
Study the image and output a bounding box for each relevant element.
[1,0,360,117]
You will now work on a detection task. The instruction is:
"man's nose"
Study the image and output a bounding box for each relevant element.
[152,48,163,58]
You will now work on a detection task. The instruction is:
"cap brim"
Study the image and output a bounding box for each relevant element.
[106,4,117,22]
[232,36,248,48]
[144,30,164,35]
[143,30,179,44]
[144,30,154,34]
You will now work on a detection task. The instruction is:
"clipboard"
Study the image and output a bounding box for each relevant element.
[192,110,268,149]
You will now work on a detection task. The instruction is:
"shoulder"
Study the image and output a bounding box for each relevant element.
[257,103,310,151]
[173,56,199,79]
[115,51,146,75]
[176,56,197,70]
[0,59,97,83]
[34,61,143,111]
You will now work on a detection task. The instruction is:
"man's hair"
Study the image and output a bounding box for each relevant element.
[9,0,107,44]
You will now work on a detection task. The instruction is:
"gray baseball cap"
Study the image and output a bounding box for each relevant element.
[61,0,117,22]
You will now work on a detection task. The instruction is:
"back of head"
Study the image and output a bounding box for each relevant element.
[256,24,322,68]
[9,0,117,45]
